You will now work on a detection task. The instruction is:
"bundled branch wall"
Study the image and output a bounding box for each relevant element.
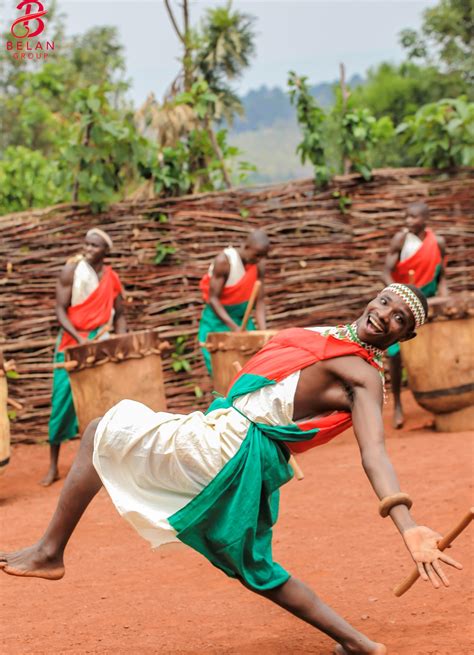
[1,168,472,442]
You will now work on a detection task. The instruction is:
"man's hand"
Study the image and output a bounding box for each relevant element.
[403,525,463,588]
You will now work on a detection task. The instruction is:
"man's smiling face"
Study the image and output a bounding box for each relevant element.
[357,291,416,350]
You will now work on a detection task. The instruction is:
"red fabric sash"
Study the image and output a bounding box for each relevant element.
[231,328,382,453]
[200,264,258,305]
[59,266,123,351]
[392,228,442,287]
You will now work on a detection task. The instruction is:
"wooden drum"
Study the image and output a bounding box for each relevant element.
[0,351,11,475]
[205,330,278,396]
[400,293,474,432]
[64,330,168,433]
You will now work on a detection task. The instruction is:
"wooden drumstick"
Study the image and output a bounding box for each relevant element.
[394,507,474,597]
[408,269,415,284]
[231,359,304,481]
[289,454,304,481]
[240,280,262,332]
[90,323,112,342]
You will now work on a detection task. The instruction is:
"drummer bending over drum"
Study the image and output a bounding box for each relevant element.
[198,229,269,374]
[383,202,448,428]
[2,284,463,655]
[41,229,127,486]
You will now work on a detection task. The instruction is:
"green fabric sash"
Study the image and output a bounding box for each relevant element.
[168,373,318,591]
[387,265,441,358]
[48,327,100,444]
[198,301,256,374]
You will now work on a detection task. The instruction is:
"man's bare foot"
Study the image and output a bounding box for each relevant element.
[392,405,404,430]
[39,469,60,487]
[0,544,64,580]
[334,642,386,655]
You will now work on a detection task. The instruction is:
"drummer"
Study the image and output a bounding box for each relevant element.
[198,229,270,374]
[383,201,448,428]
[40,229,127,486]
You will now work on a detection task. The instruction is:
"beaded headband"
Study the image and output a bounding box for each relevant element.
[383,284,426,328]
[86,228,113,250]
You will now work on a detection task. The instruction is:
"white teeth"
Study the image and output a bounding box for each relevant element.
[369,316,383,332]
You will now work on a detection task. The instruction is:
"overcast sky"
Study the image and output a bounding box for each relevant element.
[8,1,438,106]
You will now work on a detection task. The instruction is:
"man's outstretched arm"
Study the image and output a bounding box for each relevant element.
[351,367,462,587]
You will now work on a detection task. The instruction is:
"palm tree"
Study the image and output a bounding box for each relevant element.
[135,1,256,189]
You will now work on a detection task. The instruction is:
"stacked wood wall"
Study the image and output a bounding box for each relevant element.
[1,168,472,442]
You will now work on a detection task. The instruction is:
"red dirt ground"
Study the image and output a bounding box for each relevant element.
[1,390,473,655]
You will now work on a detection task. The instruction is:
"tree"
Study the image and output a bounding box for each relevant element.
[196,3,256,123]
[288,71,330,186]
[63,85,149,211]
[397,97,474,168]
[0,146,64,214]
[143,0,257,188]
[400,0,474,87]
[0,17,145,213]
[349,61,469,125]
[164,0,255,116]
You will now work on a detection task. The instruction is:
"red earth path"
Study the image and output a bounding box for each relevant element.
[1,391,473,655]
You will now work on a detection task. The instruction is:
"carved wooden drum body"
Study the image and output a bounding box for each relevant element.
[65,330,167,433]
[400,293,474,432]
[0,351,11,475]
[205,330,278,396]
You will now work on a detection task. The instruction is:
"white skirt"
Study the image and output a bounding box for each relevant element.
[92,373,299,549]
[93,400,250,548]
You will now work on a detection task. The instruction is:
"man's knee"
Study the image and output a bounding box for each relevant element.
[82,417,102,446]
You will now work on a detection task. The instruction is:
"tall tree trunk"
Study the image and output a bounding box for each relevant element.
[339,62,351,175]
[182,1,193,92]
[205,117,232,188]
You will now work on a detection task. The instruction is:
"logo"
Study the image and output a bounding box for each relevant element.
[5,1,55,60]
[11,1,48,39]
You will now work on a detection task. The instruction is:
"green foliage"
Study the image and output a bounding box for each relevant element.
[0,146,64,214]
[350,62,469,125]
[173,79,256,190]
[171,336,192,373]
[400,0,473,84]
[193,2,256,123]
[334,94,395,179]
[154,243,176,265]
[175,79,219,120]
[397,97,474,168]
[288,73,394,182]
[0,17,145,214]
[62,85,149,211]
[288,71,330,186]
[194,385,203,399]
[140,141,192,197]
[5,369,20,379]
[332,190,352,214]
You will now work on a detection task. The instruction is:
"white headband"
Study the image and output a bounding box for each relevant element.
[383,284,427,328]
[86,228,113,250]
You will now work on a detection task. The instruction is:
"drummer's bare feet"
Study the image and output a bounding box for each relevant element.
[334,642,387,655]
[39,468,59,486]
[40,444,61,486]
[393,404,404,430]
[0,544,64,580]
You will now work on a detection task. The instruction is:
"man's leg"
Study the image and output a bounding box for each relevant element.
[41,353,79,486]
[257,577,386,655]
[40,443,61,487]
[1,418,102,580]
[389,352,403,429]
